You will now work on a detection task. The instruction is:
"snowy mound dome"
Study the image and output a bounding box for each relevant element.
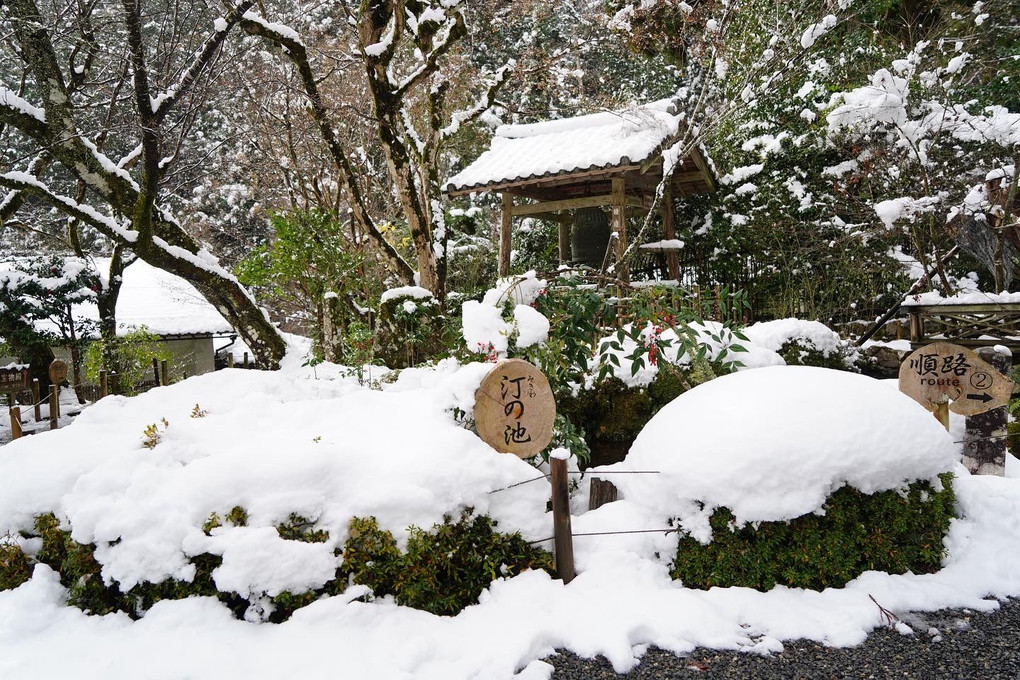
[610,365,957,524]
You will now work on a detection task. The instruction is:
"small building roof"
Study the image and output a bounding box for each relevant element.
[2,256,233,338]
[445,99,716,198]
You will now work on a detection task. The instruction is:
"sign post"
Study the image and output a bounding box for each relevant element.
[899,342,1015,474]
[475,359,573,581]
[899,342,1012,421]
[474,359,555,458]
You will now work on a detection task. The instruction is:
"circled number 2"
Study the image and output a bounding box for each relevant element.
[970,372,993,390]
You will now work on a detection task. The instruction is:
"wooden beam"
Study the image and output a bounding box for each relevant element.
[446,164,643,197]
[611,177,629,283]
[689,147,718,192]
[499,193,513,277]
[510,193,645,217]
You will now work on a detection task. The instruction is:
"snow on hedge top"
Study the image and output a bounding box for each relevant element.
[902,289,1020,306]
[445,100,681,192]
[742,319,848,358]
[0,358,549,594]
[603,366,956,530]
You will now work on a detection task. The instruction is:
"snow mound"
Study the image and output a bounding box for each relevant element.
[608,366,957,529]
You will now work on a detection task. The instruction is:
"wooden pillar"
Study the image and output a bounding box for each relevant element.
[227,354,234,369]
[908,310,923,343]
[499,193,513,277]
[152,358,160,385]
[663,184,679,281]
[611,178,629,283]
[557,215,571,266]
[160,360,169,386]
[99,370,108,398]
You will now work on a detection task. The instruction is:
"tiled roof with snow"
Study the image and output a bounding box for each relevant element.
[4,257,233,337]
[445,100,683,193]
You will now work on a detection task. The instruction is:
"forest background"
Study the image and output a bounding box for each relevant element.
[1,0,1018,376]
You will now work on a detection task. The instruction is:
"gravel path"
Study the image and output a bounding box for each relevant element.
[550,598,1020,679]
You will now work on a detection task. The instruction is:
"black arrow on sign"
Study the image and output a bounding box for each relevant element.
[966,393,993,403]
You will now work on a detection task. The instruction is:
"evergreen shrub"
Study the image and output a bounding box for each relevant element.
[671,473,955,591]
[340,512,554,616]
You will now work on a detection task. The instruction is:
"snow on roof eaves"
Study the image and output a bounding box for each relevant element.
[446,100,684,193]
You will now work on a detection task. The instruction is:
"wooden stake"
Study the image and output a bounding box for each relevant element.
[243,352,249,369]
[589,478,619,511]
[32,378,41,422]
[152,358,160,385]
[160,360,169,386]
[550,456,575,584]
[100,370,108,398]
[111,371,119,396]
[49,385,59,430]
[227,354,234,369]
[10,406,22,439]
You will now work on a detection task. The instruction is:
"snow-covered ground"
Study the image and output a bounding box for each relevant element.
[2,343,1020,680]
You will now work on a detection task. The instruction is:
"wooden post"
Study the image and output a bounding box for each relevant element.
[499,193,513,277]
[32,378,41,422]
[160,360,169,386]
[933,401,950,431]
[663,184,679,281]
[152,358,160,385]
[589,478,619,511]
[963,347,1012,475]
[550,456,575,584]
[243,352,249,369]
[110,371,119,396]
[10,406,22,440]
[611,177,628,284]
[557,216,571,266]
[227,354,234,369]
[49,385,59,430]
[99,370,108,398]
[908,310,923,343]
[895,319,903,341]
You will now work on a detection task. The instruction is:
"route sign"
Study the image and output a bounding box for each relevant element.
[898,342,1013,417]
[48,360,68,385]
[474,359,555,459]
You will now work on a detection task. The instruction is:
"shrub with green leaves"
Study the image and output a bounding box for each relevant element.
[84,326,171,395]
[340,512,554,616]
[671,474,955,591]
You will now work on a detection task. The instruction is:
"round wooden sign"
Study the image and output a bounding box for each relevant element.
[898,342,1013,416]
[48,359,68,385]
[474,359,556,459]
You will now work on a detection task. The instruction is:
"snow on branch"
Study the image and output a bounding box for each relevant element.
[0,87,46,123]
[150,0,256,122]
[440,61,515,140]
[0,171,138,243]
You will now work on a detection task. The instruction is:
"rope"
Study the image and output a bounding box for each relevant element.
[529,527,678,544]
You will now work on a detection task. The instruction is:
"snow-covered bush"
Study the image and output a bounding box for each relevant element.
[602,365,959,591]
[376,286,447,369]
[742,318,860,371]
[672,475,955,590]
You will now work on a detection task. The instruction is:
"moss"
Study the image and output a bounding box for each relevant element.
[671,473,955,591]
